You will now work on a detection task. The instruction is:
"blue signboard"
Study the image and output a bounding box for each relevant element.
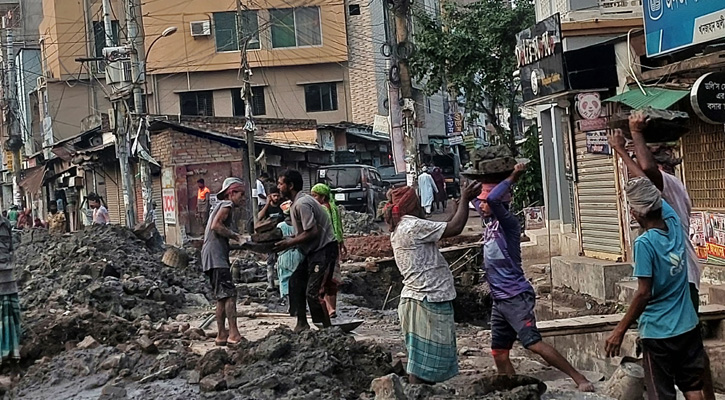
[643,0,725,57]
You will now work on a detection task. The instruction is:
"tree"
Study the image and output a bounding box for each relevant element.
[409,0,535,151]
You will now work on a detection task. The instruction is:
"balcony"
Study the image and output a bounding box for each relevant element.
[537,0,642,23]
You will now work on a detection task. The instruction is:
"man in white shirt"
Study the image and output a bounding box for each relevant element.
[609,111,714,400]
[256,173,269,207]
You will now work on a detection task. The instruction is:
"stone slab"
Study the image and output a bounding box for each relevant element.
[551,256,633,301]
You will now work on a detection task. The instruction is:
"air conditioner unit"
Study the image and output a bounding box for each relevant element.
[105,61,133,84]
[36,76,46,89]
[190,20,211,37]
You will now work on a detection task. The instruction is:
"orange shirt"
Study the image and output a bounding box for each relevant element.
[198,187,211,201]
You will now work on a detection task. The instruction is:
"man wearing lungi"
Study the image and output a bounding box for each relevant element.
[384,180,481,384]
[478,163,594,392]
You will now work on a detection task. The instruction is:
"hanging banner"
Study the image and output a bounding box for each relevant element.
[162,188,176,225]
[585,130,610,154]
[690,211,707,260]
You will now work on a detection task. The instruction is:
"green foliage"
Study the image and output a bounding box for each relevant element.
[512,124,544,210]
[409,0,535,147]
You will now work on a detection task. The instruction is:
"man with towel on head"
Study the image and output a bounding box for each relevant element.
[384,179,481,384]
[605,177,706,400]
[477,163,594,392]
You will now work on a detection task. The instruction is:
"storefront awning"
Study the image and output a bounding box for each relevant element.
[18,166,46,195]
[604,87,689,110]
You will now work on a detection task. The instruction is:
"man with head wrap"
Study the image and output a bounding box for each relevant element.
[610,112,714,399]
[384,179,481,384]
[477,163,594,392]
[605,177,705,400]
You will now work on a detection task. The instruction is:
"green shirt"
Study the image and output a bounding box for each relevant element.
[7,210,18,223]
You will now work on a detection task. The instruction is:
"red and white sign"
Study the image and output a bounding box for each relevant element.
[162,188,176,225]
[576,92,602,120]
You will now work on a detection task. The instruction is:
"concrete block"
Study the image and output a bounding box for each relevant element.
[551,256,633,301]
[704,340,725,392]
[709,284,725,306]
[560,233,580,258]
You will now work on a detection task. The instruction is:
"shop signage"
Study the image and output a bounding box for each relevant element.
[445,114,455,135]
[453,112,464,133]
[575,92,602,120]
[162,188,176,225]
[585,130,610,154]
[643,0,725,57]
[448,135,463,146]
[577,118,608,132]
[516,14,566,102]
[690,71,725,125]
[524,206,546,230]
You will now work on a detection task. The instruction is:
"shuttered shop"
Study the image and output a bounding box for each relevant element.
[574,131,623,259]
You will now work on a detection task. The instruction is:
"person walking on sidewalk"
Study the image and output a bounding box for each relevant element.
[274,170,338,332]
[478,163,594,392]
[417,166,438,216]
[202,177,245,347]
[605,177,705,400]
[310,183,347,319]
[384,180,481,384]
[609,111,715,399]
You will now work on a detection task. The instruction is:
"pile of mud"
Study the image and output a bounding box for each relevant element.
[340,209,380,236]
[346,234,481,259]
[15,226,210,323]
[13,326,394,400]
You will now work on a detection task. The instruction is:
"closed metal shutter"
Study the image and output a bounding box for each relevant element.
[575,131,623,259]
[302,167,311,191]
[153,175,165,236]
[103,164,124,226]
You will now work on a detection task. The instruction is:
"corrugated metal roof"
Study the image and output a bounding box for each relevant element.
[603,87,689,110]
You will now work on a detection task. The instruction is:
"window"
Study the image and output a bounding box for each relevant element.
[270,7,322,48]
[232,87,266,116]
[348,4,361,15]
[213,11,260,52]
[93,20,119,71]
[180,91,214,116]
[304,83,337,112]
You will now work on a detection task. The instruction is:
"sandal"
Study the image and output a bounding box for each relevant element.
[329,311,337,319]
[214,340,227,347]
[227,339,243,347]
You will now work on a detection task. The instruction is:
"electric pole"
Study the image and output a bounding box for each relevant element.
[391,0,418,186]
[2,16,22,206]
[126,0,153,224]
[237,0,259,224]
[102,0,136,227]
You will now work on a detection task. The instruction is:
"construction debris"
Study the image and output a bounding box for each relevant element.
[341,209,381,236]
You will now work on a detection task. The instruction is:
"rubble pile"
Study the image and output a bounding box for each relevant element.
[196,327,394,399]
[15,226,210,323]
[340,209,380,236]
[13,326,394,400]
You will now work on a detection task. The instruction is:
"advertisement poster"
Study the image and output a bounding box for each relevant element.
[162,188,177,225]
[690,212,707,260]
[524,206,546,230]
[585,130,610,154]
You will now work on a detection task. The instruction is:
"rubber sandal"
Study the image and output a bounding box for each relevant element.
[214,341,227,347]
[227,339,243,347]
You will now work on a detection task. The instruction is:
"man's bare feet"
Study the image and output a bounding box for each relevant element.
[215,330,229,346]
[576,380,595,392]
[293,323,310,333]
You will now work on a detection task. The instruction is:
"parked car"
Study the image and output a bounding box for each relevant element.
[316,165,388,216]
[377,165,407,188]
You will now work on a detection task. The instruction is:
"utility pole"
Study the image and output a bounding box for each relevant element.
[126,0,153,224]
[101,0,136,227]
[237,0,258,224]
[2,16,22,206]
[391,0,418,186]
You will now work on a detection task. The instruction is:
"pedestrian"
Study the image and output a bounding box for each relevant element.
[196,179,211,227]
[89,195,110,225]
[310,183,347,319]
[605,177,705,400]
[259,186,284,292]
[202,177,245,347]
[274,170,338,332]
[47,202,66,234]
[477,163,594,392]
[417,166,438,216]
[16,208,31,229]
[0,212,20,366]
[33,216,45,229]
[275,200,303,307]
[431,167,447,213]
[383,179,481,384]
[610,112,715,399]
[257,172,269,207]
[6,206,17,230]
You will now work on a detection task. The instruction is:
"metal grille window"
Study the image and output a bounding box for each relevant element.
[232,87,266,116]
[213,11,260,52]
[180,91,214,116]
[270,7,322,48]
[682,120,725,209]
[304,83,337,112]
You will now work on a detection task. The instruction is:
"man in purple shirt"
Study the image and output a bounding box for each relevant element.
[478,163,594,392]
